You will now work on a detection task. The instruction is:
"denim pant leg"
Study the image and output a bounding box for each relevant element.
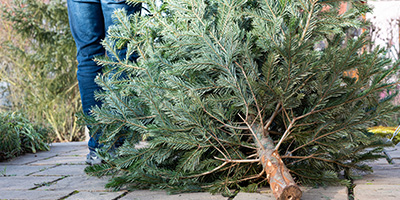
[67,0,105,151]
[67,0,141,150]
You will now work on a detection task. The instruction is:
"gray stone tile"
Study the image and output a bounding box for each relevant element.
[234,192,274,200]
[0,190,71,200]
[50,141,87,147]
[65,191,125,200]
[48,143,87,154]
[365,158,390,166]
[235,186,347,200]
[0,143,87,165]
[384,148,400,160]
[120,190,227,200]
[36,176,111,192]
[61,148,89,156]
[354,184,400,200]
[40,147,78,154]
[301,186,348,200]
[0,165,53,176]
[370,163,400,170]
[31,164,87,176]
[2,153,59,165]
[354,167,400,184]
[29,155,86,165]
[0,176,63,190]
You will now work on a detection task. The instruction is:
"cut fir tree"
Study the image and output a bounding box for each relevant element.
[85,0,400,199]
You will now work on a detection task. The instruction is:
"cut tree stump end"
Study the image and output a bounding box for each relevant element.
[278,185,302,200]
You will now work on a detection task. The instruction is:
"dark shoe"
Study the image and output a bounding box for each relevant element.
[86,150,103,165]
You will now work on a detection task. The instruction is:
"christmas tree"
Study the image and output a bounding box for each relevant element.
[85,0,400,199]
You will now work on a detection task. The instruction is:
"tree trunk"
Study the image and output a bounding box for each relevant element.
[252,126,302,200]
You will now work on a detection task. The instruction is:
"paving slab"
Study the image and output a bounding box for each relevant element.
[365,158,390,166]
[234,192,274,200]
[0,142,87,165]
[49,143,88,154]
[39,146,81,155]
[384,145,400,160]
[120,190,227,200]
[369,163,400,170]
[300,186,347,200]
[354,184,400,200]
[385,147,399,154]
[386,150,400,161]
[31,164,87,176]
[29,155,86,165]
[352,145,400,200]
[235,186,347,200]
[36,175,111,192]
[2,153,59,165]
[49,141,87,147]
[62,148,89,156]
[65,191,126,200]
[0,165,53,176]
[0,176,63,190]
[353,167,400,184]
[0,190,71,200]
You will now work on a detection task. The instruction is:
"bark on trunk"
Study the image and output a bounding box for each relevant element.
[253,126,302,200]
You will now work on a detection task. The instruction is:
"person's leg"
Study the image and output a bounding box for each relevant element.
[68,0,141,157]
[67,0,105,152]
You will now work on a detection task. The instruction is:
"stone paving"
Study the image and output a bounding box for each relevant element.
[0,142,399,200]
[353,145,400,200]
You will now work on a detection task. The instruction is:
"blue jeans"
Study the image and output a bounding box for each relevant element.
[67,0,141,150]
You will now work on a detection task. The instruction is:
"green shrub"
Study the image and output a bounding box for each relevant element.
[0,111,50,161]
[0,0,83,142]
